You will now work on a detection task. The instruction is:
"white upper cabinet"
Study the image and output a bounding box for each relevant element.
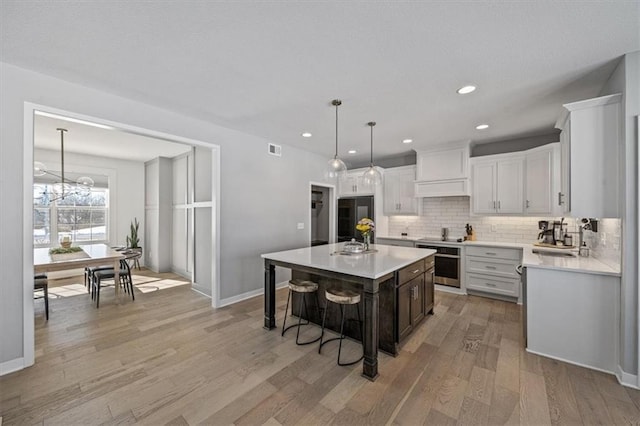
[338,169,374,197]
[524,143,561,215]
[383,166,419,215]
[471,154,524,214]
[556,93,621,218]
[414,142,471,197]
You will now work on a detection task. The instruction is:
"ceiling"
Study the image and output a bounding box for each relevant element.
[2,2,639,165]
[34,114,193,162]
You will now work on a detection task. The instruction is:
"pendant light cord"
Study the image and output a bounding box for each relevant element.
[333,100,341,159]
[368,121,376,167]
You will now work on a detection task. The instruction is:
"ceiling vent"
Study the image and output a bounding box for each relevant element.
[268,143,282,157]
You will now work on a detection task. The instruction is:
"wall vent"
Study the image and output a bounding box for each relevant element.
[268,143,282,156]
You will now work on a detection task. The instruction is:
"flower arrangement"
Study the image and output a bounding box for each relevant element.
[356,217,375,237]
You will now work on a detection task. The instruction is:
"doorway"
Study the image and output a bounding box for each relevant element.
[309,183,335,247]
[23,103,221,368]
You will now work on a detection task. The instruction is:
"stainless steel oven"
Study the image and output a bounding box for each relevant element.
[415,244,460,288]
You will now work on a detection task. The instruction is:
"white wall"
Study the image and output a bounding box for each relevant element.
[0,62,327,368]
[34,148,145,250]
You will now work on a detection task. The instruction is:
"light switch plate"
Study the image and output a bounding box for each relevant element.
[297,223,304,230]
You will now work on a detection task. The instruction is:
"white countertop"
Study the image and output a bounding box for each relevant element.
[262,243,436,280]
[522,246,620,277]
[377,235,620,276]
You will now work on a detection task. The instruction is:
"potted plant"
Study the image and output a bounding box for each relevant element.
[126,218,142,269]
[126,218,140,249]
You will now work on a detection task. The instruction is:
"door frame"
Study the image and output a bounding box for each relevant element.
[308,182,336,246]
[22,102,221,368]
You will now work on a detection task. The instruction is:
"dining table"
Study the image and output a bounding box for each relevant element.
[34,243,126,296]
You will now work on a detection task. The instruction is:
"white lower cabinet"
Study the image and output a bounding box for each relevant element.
[526,267,619,373]
[465,245,522,299]
[376,237,415,247]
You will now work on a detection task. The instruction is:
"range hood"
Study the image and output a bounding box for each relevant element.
[414,141,471,197]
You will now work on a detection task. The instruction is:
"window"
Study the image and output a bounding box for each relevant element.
[33,184,109,247]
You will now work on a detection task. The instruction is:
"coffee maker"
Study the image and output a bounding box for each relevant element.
[538,220,555,245]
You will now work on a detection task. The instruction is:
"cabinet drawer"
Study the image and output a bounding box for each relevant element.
[424,255,435,271]
[465,245,521,261]
[466,273,520,297]
[398,260,425,285]
[466,257,519,278]
[376,238,415,248]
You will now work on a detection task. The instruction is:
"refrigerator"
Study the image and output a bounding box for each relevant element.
[337,196,375,243]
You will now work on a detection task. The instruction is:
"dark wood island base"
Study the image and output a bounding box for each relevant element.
[262,244,436,381]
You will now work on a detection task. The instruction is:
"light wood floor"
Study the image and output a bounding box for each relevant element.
[2,277,640,425]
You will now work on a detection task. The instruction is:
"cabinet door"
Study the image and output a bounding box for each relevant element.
[424,268,434,314]
[496,158,524,213]
[383,173,400,214]
[397,282,413,341]
[410,275,425,325]
[525,148,553,214]
[339,174,359,196]
[397,169,418,214]
[559,126,571,213]
[472,162,496,214]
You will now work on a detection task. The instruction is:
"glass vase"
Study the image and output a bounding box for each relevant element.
[363,233,371,251]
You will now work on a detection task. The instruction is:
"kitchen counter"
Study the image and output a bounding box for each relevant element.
[378,236,620,277]
[262,242,436,380]
[522,246,620,277]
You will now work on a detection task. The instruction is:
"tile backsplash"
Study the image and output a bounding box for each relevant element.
[386,196,621,268]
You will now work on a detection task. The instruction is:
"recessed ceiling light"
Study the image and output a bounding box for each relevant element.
[301,132,312,138]
[457,85,477,95]
[476,124,489,130]
[402,139,413,144]
[348,150,357,154]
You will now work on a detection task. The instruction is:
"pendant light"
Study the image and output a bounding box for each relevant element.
[325,99,347,179]
[362,121,382,185]
[33,128,95,203]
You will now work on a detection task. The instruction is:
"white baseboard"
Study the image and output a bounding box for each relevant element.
[435,284,466,295]
[191,286,212,299]
[0,357,25,376]
[616,365,640,389]
[218,281,288,308]
[526,348,615,376]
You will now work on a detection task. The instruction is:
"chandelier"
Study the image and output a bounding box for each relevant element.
[33,128,95,203]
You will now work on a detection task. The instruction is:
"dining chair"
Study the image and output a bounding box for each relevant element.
[34,273,49,320]
[92,259,135,308]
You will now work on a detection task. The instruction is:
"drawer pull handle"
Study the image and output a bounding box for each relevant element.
[485,283,497,287]
[412,269,421,274]
[485,252,497,256]
[485,266,497,270]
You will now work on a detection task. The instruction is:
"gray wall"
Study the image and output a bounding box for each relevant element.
[471,132,560,157]
[0,62,327,367]
[599,52,639,376]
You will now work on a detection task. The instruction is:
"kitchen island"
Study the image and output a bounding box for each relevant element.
[262,242,436,380]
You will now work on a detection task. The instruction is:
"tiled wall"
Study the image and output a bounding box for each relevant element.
[386,196,621,267]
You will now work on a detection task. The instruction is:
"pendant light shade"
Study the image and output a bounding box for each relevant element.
[325,99,347,179]
[362,121,382,185]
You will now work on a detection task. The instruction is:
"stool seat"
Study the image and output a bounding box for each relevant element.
[325,288,360,305]
[282,279,322,345]
[289,279,319,293]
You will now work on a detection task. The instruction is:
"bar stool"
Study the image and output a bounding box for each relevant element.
[34,273,49,320]
[282,279,323,345]
[318,288,364,366]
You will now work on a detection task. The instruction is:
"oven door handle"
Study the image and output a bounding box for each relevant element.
[434,253,460,259]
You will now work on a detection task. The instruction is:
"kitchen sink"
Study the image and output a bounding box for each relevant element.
[532,248,577,257]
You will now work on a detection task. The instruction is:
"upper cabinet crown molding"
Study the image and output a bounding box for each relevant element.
[414,141,471,197]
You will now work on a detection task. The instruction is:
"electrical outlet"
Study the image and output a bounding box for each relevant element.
[297,222,304,230]
[491,224,497,232]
